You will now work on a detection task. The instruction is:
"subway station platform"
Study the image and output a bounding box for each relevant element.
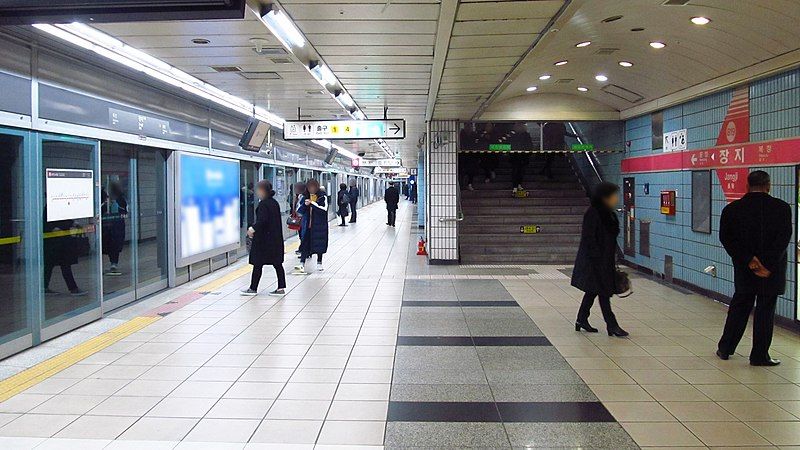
[0,200,799,449]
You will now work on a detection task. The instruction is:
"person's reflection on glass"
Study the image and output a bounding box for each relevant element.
[101,182,127,276]
[43,207,87,296]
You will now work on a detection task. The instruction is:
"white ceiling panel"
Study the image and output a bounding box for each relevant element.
[295,20,437,34]
[456,1,563,20]
[452,19,551,35]
[314,45,433,56]
[449,34,536,48]
[306,33,436,46]
[284,3,440,20]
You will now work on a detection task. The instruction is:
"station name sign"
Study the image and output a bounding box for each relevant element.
[283,119,406,140]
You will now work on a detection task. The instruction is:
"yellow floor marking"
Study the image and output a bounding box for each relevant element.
[0,316,159,402]
[0,239,305,402]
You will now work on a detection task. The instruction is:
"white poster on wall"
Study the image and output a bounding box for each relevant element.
[663,129,688,152]
[46,168,94,222]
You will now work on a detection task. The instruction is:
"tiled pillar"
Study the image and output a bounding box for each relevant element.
[425,120,459,263]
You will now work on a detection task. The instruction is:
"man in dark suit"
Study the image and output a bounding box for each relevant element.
[717,170,791,366]
[348,179,360,223]
[384,183,400,227]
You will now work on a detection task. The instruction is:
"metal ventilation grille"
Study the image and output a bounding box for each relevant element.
[270,57,293,64]
[210,65,242,73]
[555,78,574,84]
[595,47,619,55]
[238,71,282,80]
[252,47,287,56]
[602,84,644,103]
[662,0,690,4]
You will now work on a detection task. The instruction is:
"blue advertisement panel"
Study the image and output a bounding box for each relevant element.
[177,153,240,266]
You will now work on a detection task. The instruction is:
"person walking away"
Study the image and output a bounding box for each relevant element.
[510,123,533,192]
[571,182,628,337]
[242,181,286,296]
[717,170,790,366]
[294,179,328,274]
[337,183,350,227]
[384,182,400,227]
[348,179,360,223]
[541,122,577,180]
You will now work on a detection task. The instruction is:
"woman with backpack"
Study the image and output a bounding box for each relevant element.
[337,183,350,226]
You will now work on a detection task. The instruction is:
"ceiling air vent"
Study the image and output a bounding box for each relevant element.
[306,89,325,96]
[595,47,619,55]
[662,0,690,4]
[602,84,644,103]
[211,65,242,73]
[238,71,282,80]
[271,57,294,65]
[555,78,574,84]
[252,47,287,56]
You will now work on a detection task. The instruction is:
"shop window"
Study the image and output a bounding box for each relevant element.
[692,170,712,233]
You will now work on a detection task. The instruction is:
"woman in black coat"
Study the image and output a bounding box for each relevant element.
[336,183,350,227]
[571,182,628,337]
[295,178,328,274]
[242,180,286,296]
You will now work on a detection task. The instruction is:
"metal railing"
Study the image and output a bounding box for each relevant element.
[566,122,605,195]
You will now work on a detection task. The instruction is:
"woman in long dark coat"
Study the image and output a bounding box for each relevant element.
[336,183,350,227]
[571,182,628,337]
[242,180,285,296]
[294,178,328,274]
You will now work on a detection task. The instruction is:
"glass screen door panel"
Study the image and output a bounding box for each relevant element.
[40,135,101,333]
[100,142,134,303]
[238,162,258,254]
[136,148,168,293]
[0,130,31,350]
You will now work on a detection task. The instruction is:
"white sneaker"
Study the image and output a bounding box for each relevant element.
[292,266,308,275]
[316,262,324,272]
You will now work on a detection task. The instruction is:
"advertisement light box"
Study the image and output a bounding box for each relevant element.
[177,153,240,266]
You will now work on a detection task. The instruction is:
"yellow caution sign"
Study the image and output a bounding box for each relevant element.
[519,225,541,234]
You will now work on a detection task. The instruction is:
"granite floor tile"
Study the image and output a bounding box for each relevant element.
[389,384,494,402]
[393,347,486,385]
[384,422,510,448]
[491,384,598,402]
[504,422,638,449]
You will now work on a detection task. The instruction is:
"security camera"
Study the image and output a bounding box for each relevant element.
[704,265,717,277]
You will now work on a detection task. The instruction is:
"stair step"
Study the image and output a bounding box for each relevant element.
[465,181,582,190]
[462,197,589,207]
[459,234,581,245]
[460,244,579,255]
[460,254,575,265]
[460,224,582,234]
[463,206,587,215]
[460,189,587,199]
[462,215,584,225]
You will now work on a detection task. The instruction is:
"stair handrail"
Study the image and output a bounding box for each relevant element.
[565,122,604,196]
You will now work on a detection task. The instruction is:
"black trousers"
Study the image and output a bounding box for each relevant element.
[387,209,397,226]
[45,263,79,292]
[718,292,777,362]
[577,292,618,328]
[250,264,286,291]
[340,214,347,225]
[349,201,357,222]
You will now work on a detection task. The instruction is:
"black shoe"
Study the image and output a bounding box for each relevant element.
[716,350,730,360]
[575,321,598,333]
[750,358,781,367]
[607,327,629,337]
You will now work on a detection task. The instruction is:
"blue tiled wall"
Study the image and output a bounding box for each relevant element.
[596,68,800,321]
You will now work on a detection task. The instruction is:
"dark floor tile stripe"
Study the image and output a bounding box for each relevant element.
[396,336,473,346]
[402,301,460,307]
[387,401,616,423]
[388,401,501,422]
[459,301,519,307]
[472,336,551,346]
[496,402,616,422]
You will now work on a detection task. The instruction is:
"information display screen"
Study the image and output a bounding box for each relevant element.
[45,169,94,222]
[0,1,246,24]
[176,153,240,266]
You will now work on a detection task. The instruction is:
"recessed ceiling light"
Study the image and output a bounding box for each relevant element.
[191,38,211,45]
[575,41,592,47]
[691,16,711,25]
[577,87,589,92]
[595,74,608,82]
[554,60,568,66]
[526,86,538,92]
[649,41,666,49]
[539,74,551,80]
[602,15,623,23]
[618,61,633,67]
[631,27,645,32]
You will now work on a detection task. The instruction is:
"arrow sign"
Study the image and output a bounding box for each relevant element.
[284,119,406,140]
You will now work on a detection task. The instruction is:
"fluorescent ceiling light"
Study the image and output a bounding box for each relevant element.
[618,61,633,67]
[538,74,551,80]
[352,110,366,120]
[336,92,354,108]
[691,16,711,25]
[554,60,568,66]
[526,86,537,92]
[33,23,285,130]
[649,41,666,49]
[575,41,591,47]
[259,8,305,49]
[577,86,589,92]
[595,74,608,82]
[309,62,337,87]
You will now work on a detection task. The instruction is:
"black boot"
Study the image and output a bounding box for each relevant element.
[607,326,629,337]
[575,321,598,333]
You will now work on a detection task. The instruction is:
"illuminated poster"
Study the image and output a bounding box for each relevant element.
[177,153,240,265]
[45,168,94,222]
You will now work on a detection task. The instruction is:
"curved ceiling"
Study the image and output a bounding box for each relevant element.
[482,92,618,121]
[488,0,800,117]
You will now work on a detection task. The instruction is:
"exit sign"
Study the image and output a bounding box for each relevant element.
[488,143,512,151]
[571,143,595,151]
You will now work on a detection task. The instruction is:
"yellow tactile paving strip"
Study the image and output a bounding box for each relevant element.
[0,239,302,403]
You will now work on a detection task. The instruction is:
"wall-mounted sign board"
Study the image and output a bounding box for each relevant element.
[361,158,402,167]
[374,167,408,175]
[46,169,94,222]
[283,119,405,140]
[663,129,687,152]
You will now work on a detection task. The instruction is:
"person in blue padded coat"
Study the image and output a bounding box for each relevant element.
[294,178,328,274]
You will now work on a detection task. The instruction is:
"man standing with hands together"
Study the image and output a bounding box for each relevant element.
[717,170,791,366]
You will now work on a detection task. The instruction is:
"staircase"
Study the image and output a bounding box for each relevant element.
[459,155,589,265]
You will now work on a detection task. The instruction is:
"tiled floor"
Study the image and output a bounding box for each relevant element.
[0,199,799,449]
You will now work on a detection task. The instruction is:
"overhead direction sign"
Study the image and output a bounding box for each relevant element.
[374,167,408,175]
[283,119,406,140]
[360,158,402,167]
